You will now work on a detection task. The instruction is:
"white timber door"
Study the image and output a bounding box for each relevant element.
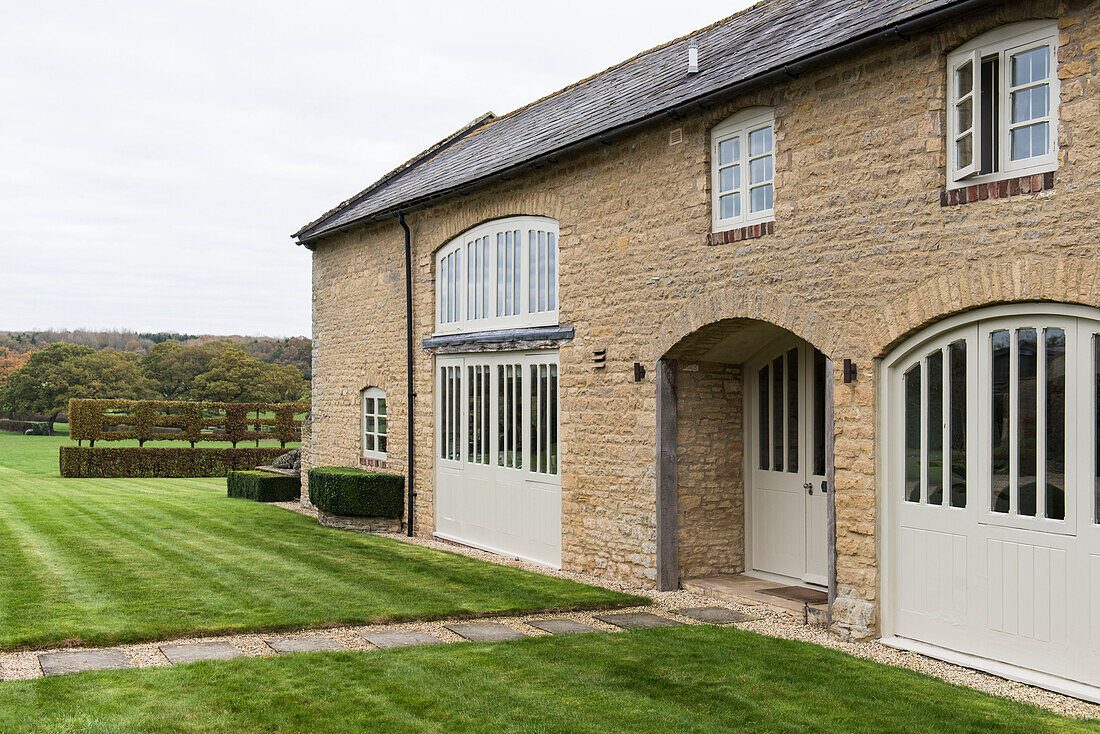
[434,350,561,567]
[885,305,1100,701]
[749,340,830,586]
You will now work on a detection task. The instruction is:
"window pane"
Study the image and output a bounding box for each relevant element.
[1011,122,1048,160]
[787,348,798,474]
[378,435,386,453]
[1018,328,1038,517]
[957,97,973,133]
[538,231,547,312]
[750,156,773,185]
[949,340,967,507]
[927,350,944,505]
[957,132,973,169]
[749,126,772,156]
[547,232,557,311]
[719,193,740,220]
[377,417,387,437]
[758,365,769,470]
[814,349,826,477]
[750,184,773,213]
[529,231,537,313]
[364,398,374,415]
[773,355,784,471]
[991,330,1011,513]
[549,364,558,474]
[1012,46,1049,86]
[956,59,973,97]
[364,416,375,433]
[718,137,739,165]
[1045,328,1065,520]
[377,398,386,416]
[496,233,504,317]
[365,434,375,451]
[1012,84,1048,124]
[720,165,738,192]
[904,363,921,503]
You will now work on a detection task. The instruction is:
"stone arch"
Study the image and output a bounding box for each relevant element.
[429,191,568,255]
[871,255,1100,358]
[655,286,843,362]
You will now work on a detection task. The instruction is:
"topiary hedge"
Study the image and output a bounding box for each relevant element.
[59,446,286,478]
[308,466,404,518]
[227,470,301,502]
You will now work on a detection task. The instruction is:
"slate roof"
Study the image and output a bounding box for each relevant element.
[296,0,989,243]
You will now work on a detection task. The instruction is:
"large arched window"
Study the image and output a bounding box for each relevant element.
[435,216,559,335]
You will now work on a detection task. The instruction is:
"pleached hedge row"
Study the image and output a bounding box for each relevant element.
[60,446,288,478]
[69,399,310,447]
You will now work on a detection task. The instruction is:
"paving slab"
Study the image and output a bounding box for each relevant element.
[265,636,347,654]
[360,630,444,649]
[594,612,685,630]
[159,641,242,664]
[673,607,760,624]
[39,649,130,677]
[445,622,530,642]
[526,618,604,635]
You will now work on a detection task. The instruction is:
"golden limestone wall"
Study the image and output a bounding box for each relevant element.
[308,1,1100,637]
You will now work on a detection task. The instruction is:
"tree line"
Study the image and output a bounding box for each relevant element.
[0,341,310,433]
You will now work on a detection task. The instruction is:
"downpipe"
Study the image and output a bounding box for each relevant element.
[398,212,415,536]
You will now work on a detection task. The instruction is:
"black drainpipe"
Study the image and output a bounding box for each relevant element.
[398,211,414,536]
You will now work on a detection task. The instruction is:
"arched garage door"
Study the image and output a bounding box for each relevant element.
[884,305,1100,701]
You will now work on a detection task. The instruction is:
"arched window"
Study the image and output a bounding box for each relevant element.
[947,21,1059,186]
[361,387,387,460]
[711,107,775,232]
[435,216,559,334]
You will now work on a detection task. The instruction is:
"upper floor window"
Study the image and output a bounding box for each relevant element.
[435,216,558,334]
[711,108,775,232]
[362,387,387,459]
[947,21,1059,188]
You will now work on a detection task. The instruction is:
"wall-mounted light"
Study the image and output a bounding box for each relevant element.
[634,362,646,382]
[843,359,857,383]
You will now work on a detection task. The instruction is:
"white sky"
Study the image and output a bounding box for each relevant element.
[0,0,752,337]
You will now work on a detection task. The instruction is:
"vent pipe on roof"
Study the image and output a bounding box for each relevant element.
[687,40,699,74]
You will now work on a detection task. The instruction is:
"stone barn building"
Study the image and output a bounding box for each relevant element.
[295,0,1100,701]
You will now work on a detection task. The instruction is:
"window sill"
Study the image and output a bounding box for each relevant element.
[707,220,775,246]
[941,172,1054,207]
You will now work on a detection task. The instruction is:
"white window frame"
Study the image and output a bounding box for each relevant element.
[946,21,1059,189]
[434,216,559,335]
[361,387,387,460]
[711,107,775,233]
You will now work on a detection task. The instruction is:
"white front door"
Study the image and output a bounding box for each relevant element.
[434,351,561,568]
[886,306,1100,700]
[749,341,829,586]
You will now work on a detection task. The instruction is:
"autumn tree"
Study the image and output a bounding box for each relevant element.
[0,347,30,386]
[0,344,157,433]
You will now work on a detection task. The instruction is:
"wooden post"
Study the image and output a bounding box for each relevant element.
[825,358,838,630]
[656,358,679,591]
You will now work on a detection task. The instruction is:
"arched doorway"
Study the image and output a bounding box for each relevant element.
[655,318,833,593]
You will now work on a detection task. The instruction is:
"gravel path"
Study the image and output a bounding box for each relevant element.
[3,500,1094,721]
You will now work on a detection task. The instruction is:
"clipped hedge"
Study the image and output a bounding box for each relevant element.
[227,470,301,502]
[308,466,404,518]
[60,446,286,478]
[68,399,310,447]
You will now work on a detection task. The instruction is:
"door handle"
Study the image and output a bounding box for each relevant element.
[803,482,812,495]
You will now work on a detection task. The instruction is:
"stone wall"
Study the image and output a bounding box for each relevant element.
[676,361,744,580]
[307,0,1100,637]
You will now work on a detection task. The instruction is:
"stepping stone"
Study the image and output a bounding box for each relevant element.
[673,607,760,624]
[159,641,242,664]
[265,636,346,654]
[526,619,604,635]
[360,630,443,649]
[594,612,684,630]
[39,649,130,677]
[444,622,529,642]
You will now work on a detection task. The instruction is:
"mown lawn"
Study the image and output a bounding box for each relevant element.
[3,626,1096,733]
[0,431,641,649]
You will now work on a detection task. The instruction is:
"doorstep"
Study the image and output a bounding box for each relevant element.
[681,574,829,627]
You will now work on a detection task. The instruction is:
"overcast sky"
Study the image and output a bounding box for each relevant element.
[1,0,752,337]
